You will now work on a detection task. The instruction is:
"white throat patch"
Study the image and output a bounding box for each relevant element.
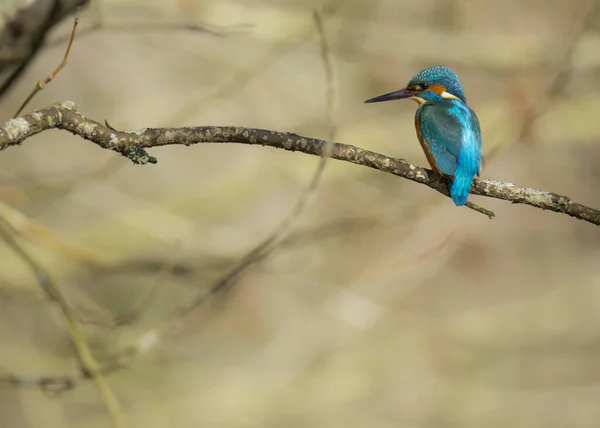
[441,91,461,101]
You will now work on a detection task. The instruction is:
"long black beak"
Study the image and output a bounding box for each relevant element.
[364,88,414,103]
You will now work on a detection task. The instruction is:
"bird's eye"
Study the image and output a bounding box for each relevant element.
[418,83,429,90]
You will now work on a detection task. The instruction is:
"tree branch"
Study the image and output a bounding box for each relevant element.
[1,101,598,225]
[0,217,127,428]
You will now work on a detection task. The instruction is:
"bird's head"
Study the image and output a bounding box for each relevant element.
[364,65,467,105]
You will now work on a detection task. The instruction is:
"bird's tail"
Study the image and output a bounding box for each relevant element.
[450,171,475,206]
[450,143,480,206]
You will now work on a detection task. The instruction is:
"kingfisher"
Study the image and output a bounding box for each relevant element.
[364,65,482,206]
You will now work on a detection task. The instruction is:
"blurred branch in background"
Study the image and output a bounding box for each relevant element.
[0,0,88,100]
[0,217,127,428]
[2,101,599,223]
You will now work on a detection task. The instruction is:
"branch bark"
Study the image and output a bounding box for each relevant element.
[2,101,599,225]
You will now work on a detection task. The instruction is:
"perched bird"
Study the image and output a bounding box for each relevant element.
[364,65,482,206]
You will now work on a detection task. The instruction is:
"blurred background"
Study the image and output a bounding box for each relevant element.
[0,0,600,427]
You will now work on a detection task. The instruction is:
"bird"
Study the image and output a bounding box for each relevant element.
[364,65,482,206]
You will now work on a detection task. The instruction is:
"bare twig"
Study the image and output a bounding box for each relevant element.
[0,218,127,428]
[13,18,79,118]
[1,101,599,224]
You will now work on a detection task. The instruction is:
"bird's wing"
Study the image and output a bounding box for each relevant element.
[416,102,480,177]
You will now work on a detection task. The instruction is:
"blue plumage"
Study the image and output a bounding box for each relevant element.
[416,91,481,205]
[364,65,482,206]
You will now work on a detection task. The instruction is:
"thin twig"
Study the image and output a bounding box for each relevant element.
[0,218,127,428]
[13,18,79,118]
[1,101,599,224]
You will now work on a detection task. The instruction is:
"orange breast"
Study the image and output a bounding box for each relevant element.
[415,113,443,176]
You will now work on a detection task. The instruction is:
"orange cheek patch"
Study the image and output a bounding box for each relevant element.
[427,84,446,95]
